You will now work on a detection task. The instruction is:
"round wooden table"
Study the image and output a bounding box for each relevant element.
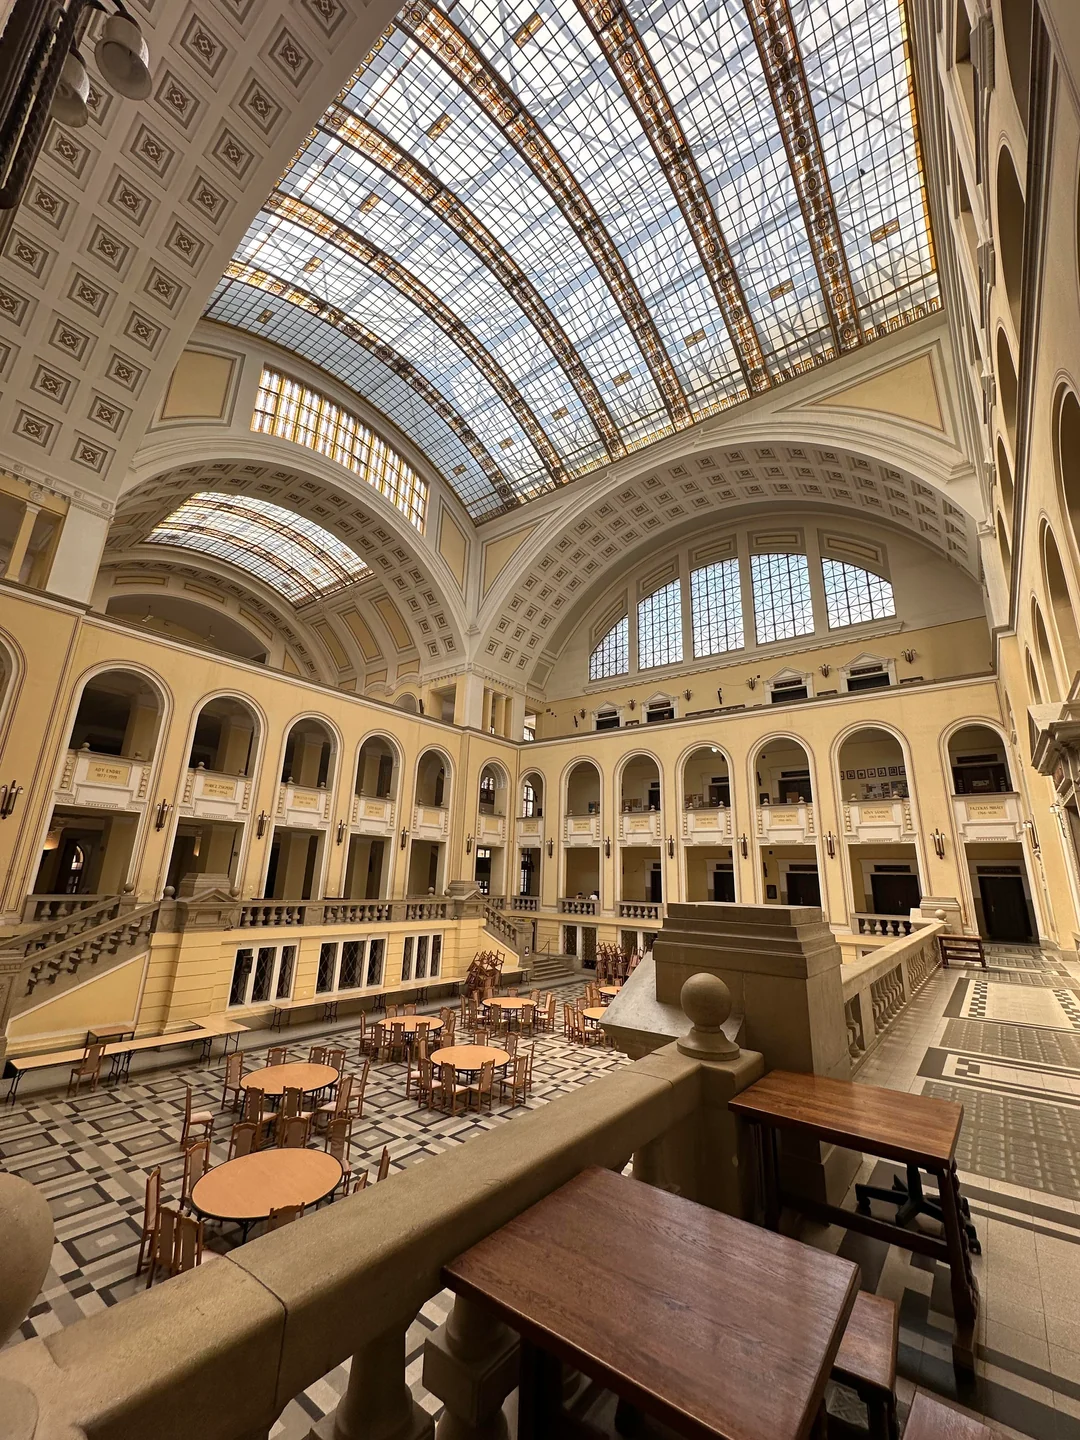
[387,1015,444,1035]
[582,1007,607,1026]
[239,1062,339,1097]
[191,1148,343,1223]
[599,986,622,1002]
[431,1044,510,1076]
[483,997,534,1012]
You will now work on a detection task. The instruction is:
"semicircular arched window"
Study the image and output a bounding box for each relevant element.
[589,615,629,681]
[821,559,895,629]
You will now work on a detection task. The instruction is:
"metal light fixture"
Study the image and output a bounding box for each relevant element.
[546,838,554,858]
[932,828,946,859]
[400,827,409,850]
[95,6,152,98]
[153,798,172,831]
[716,688,723,705]
[52,47,90,126]
[819,664,831,678]
[255,810,269,838]
[826,831,835,858]
[1023,818,1041,854]
[683,689,692,702]
[465,834,473,854]
[0,782,22,818]
[901,648,917,664]
[336,819,346,845]
[739,834,748,858]
[604,836,611,858]
[666,835,675,858]
[627,699,636,711]
[747,675,759,691]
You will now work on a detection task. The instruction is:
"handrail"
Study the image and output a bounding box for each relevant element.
[842,920,944,1066]
[0,1045,702,1440]
[14,899,160,995]
[10,893,135,955]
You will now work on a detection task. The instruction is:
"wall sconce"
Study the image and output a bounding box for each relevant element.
[0,782,22,819]
[666,835,675,858]
[153,799,172,831]
[336,820,346,845]
[826,831,835,858]
[546,838,554,858]
[683,689,692,702]
[738,834,748,858]
[819,664,831,678]
[573,716,579,728]
[604,836,611,858]
[400,827,409,850]
[1023,818,1041,854]
[627,699,636,711]
[747,675,760,691]
[579,708,587,719]
[716,688,723,705]
[465,834,473,854]
[418,698,425,715]
[255,811,269,838]
[901,648,917,664]
[932,828,946,859]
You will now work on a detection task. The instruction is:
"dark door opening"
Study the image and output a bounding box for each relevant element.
[786,869,820,906]
[264,840,280,899]
[582,925,597,968]
[648,864,663,903]
[712,867,736,902]
[870,872,921,915]
[978,872,1034,941]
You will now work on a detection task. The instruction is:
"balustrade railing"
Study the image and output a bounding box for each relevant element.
[617,901,663,921]
[852,912,929,938]
[558,897,597,915]
[512,895,540,911]
[842,920,944,1066]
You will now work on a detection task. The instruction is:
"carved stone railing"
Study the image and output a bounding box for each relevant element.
[512,895,539,911]
[0,1019,765,1440]
[852,913,931,938]
[618,901,663,921]
[21,893,110,924]
[234,899,448,930]
[15,893,134,947]
[482,903,519,950]
[559,897,597,915]
[842,921,944,1067]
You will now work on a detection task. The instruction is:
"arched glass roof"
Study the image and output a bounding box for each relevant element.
[147,492,370,604]
[206,0,937,521]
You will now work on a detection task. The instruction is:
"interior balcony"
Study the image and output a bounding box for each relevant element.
[276,780,332,828]
[841,798,915,844]
[180,766,254,823]
[563,813,602,846]
[756,801,816,846]
[411,803,450,842]
[350,792,396,836]
[681,804,733,844]
[57,747,153,813]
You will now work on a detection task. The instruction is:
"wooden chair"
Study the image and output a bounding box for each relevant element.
[174,1211,204,1276]
[135,1166,161,1276]
[326,1046,347,1075]
[389,1020,407,1061]
[466,1059,496,1114]
[386,1003,403,1018]
[499,1053,530,1109]
[228,1121,259,1160]
[68,1041,105,1097]
[239,1085,273,1146]
[308,1044,329,1064]
[145,1204,181,1288]
[267,1046,288,1066]
[442,1016,457,1046]
[355,1011,370,1055]
[180,1083,215,1149]
[266,1203,303,1230]
[504,1033,519,1058]
[324,1114,352,1176]
[280,1086,313,1124]
[316,1072,353,1131]
[220,1050,244,1112]
[180,1140,210,1212]
[523,1044,536,1097]
[562,1002,576,1040]
[351,1058,371,1120]
[831,1292,899,1440]
[902,1391,989,1440]
[403,1002,417,1015]
[414,1055,436,1109]
[351,1170,369,1193]
[472,1027,491,1047]
[543,993,556,1032]
[277,1114,311,1149]
[377,1145,391,1181]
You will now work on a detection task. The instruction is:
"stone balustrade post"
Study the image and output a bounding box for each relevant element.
[313,1322,433,1440]
[423,1294,519,1440]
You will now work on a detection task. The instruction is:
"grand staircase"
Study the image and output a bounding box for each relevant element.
[528,949,578,985]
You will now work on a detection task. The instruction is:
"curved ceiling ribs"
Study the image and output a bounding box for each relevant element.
[219,260,517,504]
[742,0,862,355]
[319,104,627,461]
[576,0,770,397]
[261,190,567,485]
[397,1,693,430]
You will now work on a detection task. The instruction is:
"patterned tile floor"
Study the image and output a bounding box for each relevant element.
[9,951,1080,1438]
[0,979,626,1437]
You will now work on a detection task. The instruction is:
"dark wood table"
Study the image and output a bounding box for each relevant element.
[729,1071,978,1375]
[444,1165,860,1440]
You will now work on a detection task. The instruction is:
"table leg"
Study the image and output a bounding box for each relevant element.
[934,1161,979,1376]
[759,1123,782,1231]
[518,1338,563,1440]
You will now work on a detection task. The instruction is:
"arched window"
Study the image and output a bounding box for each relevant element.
[1000,0,1033,123]
[521,779,537,817]
[589,615,628,681]
[1033,599,1061,701]
[821,559,895,629]
[1042,524,1080,680]
[1055,387,1080,556]
[997,330,1018,447]
[996,149,1026,334]
[751,553,814,644]
[690,559,743,658]
[1026,648,1043,704]
[637,580,682,670]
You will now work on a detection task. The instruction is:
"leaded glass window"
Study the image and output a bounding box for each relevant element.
[276,945,296,1000]
[316,942,337,993]
[366,938,385,987]
[253,369,428,530]
[589,615,629,680]
[638,580,683,669]
[821,559,895,628]
[339,940,362,988]
[690,559,744,658]
[751,553,815,644]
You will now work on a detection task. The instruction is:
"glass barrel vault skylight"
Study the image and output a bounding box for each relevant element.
[205,0,937,521]
[147,493,370,604]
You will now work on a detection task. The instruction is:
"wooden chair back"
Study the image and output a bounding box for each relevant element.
[325,1114,352,1167]
[352,1058,371,1118]
[69,1040,105,1092]
[222,1050,244,1107]
[136,1166,162,1276]
[351,1170,369,1193]
[476,1059,495,1095]
[326,1047,347,1073]
[240,1085,264,1126]
[333,1072,355,1115]
[278,1114,311,1149]
[417,1056,434,1105]
[403,1002,417,1015]
[386,1003,403,1018]
[472,1027,490,1047]
[267,1203,303,1230]
[267,1046,288,1066]
[229,1121,259,1160]
[504,1033,519,1057]
[281,1086,305,1120]
[174,1212,203,1275]
[180,1140,210,1210]
[308,1044,329,1065]
[377,1145,391,1181]
[145,1204,180,1288]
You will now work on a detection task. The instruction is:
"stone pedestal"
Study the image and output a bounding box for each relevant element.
[604,903,857,1204]
[911,896,963,933]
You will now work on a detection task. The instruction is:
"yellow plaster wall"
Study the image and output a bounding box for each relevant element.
[6,953,147,1046]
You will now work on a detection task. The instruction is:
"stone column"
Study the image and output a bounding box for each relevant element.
[3,501,40,582]
[46,499,110,603]
[423,1294,518,1440]
[313,1323,433,1440]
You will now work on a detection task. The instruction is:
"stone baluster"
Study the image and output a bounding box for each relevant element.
[314,1322,432,1440]
[423,1294,519,1440]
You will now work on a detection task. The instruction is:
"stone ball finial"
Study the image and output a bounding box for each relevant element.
[677,972,740,1060]
[0,1174,53,1349]
[162,885,175,899]
[934,908,947,921]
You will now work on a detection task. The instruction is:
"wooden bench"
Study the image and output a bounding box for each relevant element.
[4,1015,247,1100]
[903,1390,990,1440]
[938,934,987,970]
[832,1291,899,1440]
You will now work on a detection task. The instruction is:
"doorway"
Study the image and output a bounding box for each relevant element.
[870,870,921,915]
[786,868,821,906]
[977,871,1035,941]
[712,866,736,902]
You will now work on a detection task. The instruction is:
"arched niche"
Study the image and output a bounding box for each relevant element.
[188,696,259,777]
[1026,647,1044,704]
[1000,0,1033,123]
[947,724,1012,794]
[415,748,450,808]
[682,746,731,809]
[836,728,909,803]
[565,761,601,816]
[1042,522,1080,683]
[997,514,1012,577]
[754,737,813,804]
[1054,386,1080,559]
[996,147,1026,334]
[355,735,399,799]
[105,593,269,664]
[281,717,335,788]
[478,763,509,816]
[520,771,545,817]
[68,669,164,761]
[619,754,661,813]
[395,693,419,714]
[1032,598,1062,702]
[997,329,1018,449]
[997,437,1014,519]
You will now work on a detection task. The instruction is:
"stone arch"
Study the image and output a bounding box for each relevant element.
[996,145,1026,335]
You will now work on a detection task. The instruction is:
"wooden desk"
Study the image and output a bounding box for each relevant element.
[730,1071,978,1375]
[240,1062,338,1098]
[444,1166,860,1440]
[191,1148,342,1225]
[270,994,346,1030]
[431,1045,509,1077]
[89,1025,135,1045]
